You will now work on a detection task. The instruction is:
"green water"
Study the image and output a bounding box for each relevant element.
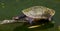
[0,0,60,31]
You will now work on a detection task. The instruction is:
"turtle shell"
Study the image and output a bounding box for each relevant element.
[22,6,55,19]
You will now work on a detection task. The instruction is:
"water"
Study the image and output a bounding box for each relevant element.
[0,0,60,31]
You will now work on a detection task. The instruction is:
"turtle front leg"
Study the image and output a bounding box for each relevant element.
[28,20,33,25]
[25,17,34,25]
[48,17,51,21]
[48,16,53,22]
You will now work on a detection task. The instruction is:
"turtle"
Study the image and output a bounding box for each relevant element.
[13,6,55,25]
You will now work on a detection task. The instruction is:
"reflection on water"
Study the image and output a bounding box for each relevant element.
[13,22,54,31]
